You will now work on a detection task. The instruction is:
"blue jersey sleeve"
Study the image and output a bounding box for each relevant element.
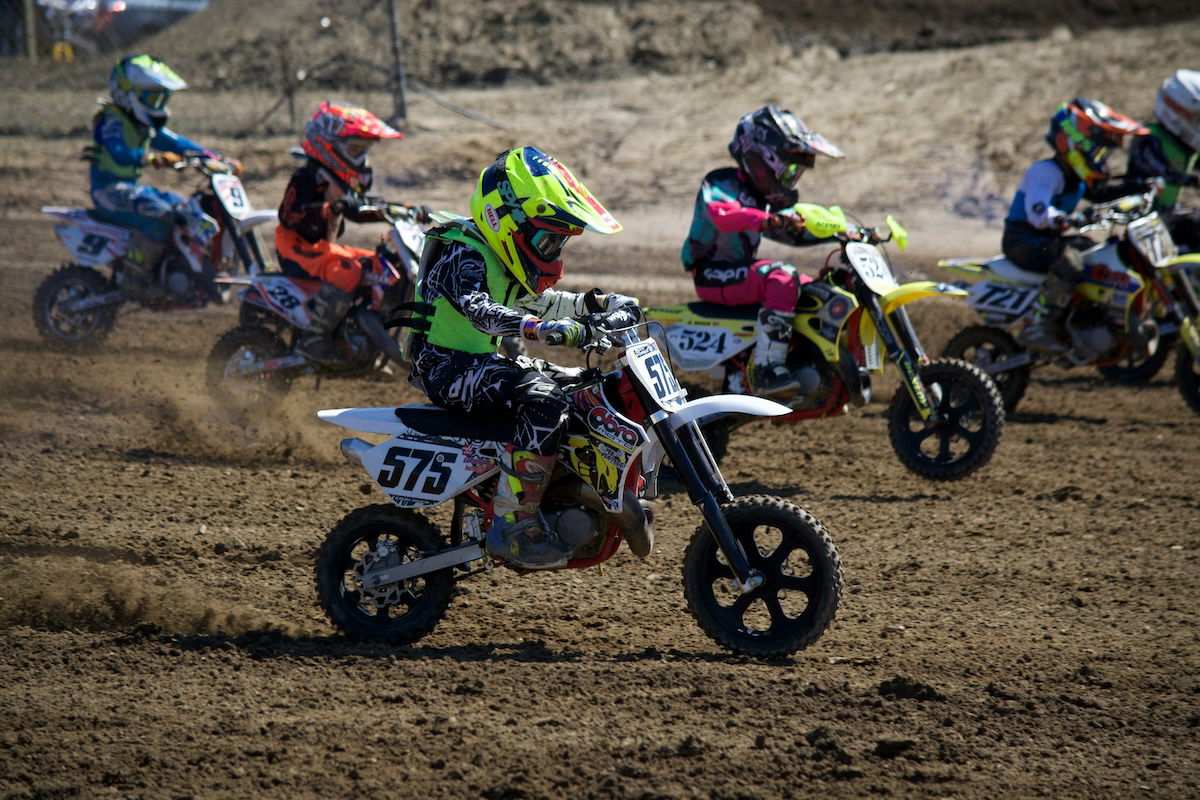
[150,127,215,159]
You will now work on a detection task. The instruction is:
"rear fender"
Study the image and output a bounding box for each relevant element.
[936,257,993,278]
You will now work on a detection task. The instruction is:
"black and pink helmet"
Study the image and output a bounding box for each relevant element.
[728,105,844,204]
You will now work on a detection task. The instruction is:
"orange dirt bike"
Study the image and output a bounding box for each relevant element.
[314,307,843,658]
[32,155,276,349]
[938,185,1200,414]
[644,205,1005,481]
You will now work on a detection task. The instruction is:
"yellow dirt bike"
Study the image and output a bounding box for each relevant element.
[938,186,1200,415]
[644,205,1004,481]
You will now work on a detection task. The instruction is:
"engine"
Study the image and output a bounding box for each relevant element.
[542,505,603,553]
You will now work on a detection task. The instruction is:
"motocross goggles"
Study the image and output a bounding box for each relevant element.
[139,89,170,110]
[530,229,569,261]
[779,153,817,187]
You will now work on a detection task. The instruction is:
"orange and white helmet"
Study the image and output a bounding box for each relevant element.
[1046,97,1148,186]
[301,100,402,192]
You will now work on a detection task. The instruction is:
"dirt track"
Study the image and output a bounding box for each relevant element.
[2,12,1200,800]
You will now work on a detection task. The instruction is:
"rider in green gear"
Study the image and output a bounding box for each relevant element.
[407,147,634,569]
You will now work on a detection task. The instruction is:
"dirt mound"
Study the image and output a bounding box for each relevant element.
[12,0,1199,94]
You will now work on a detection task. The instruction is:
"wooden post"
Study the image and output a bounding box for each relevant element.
[24,0,38,62]
[386,0,408,126]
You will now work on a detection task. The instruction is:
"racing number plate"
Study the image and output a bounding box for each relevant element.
[1128,215,1177,267]
[625,339,685,409]
[213,174,252,220]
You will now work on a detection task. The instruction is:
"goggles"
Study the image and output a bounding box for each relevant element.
[139,90,170,110]
[530,229,569,262]
[779,152,816,187]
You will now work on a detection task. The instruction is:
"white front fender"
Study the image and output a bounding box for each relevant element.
[667,394,790,432]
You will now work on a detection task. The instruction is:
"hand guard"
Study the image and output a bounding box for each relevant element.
[523,317,586,348]
[222,157,244,177]
[1066,208,1094,229]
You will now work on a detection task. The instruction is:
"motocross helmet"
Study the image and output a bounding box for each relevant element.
[302,100,403,193]
[1046,97,1149,187]
[1156,69,1200,153]
[470,147,621,295]
[109,54,187,129]
[728,104,844,205]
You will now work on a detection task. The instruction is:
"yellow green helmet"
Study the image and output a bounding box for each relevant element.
[470,147,621,294]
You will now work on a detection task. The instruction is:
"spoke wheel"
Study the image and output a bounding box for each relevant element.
[887,358,1005,481]
[315,505,453,645]
[683,496,841,658]
[32,264,117,349]
[205,325,292,412]
[943,325,1030,412]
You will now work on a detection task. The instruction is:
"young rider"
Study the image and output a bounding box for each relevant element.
[681,104,844,396]
[408,147,633,569]
[1123,69,1200,252]
[276,100,428,366]
[1003,97,1148,352]
[87,54,237,300]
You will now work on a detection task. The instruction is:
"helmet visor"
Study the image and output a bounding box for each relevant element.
[779,152,816,187]
[139,89,170,110]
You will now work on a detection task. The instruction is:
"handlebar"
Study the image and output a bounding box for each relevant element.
[170,154,236,177]
[1073,184,1159,231]
[543,306,644,352]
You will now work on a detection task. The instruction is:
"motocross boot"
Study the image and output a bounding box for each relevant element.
[1017,276,1071,354]
[295,283,353,366]
[487,447,571,569]
[750,308,803,397]
[121,231,168,302]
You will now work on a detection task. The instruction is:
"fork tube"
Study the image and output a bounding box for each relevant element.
[651,417,753,582]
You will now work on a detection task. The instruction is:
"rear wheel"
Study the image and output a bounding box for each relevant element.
[32,264,117,349]
[315,505,453,645]
[206,325,292,412]
[943,325,1030,412]
[887,358,1004,481]
[683,495,841,658]
[1176,343,1200,416]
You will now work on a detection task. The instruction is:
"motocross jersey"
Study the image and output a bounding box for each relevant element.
[85,103,212,190]
[277,158,385,244]
[680,167,812,273]
[410,223,599,361]
[1004,159,1086,239]
[1124,122,1198,209]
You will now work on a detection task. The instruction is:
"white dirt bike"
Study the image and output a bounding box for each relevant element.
[314,307,843,658]
[32,156,276,349]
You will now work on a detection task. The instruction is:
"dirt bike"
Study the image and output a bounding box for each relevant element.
[206,201,426,412]
[313,307,843,658]
[643,205,1005,481]
[938,185,1200,415]
[33,155,276,349]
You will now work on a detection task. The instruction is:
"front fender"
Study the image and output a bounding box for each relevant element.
[880,280,968,315]
[667,394,791,432]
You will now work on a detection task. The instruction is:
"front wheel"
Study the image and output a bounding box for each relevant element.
[942,325,1030,412]
[887,358,1005,481]
[1098,333,1176,383]
[32,264,118,349]
[683,496,842,658]
[315,505,453,645]
[206,325,292,412]
[1176,343,1200,416]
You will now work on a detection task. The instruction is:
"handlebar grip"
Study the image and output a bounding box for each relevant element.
[545,332,565,347]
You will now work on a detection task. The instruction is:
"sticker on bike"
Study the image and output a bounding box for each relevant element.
[626,340,685,409]
[969,282,1037,316]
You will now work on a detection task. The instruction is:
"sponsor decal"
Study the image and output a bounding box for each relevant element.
[587,406,641,450]
[484,204,501,232]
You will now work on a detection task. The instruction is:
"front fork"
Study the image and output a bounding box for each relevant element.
[863,294,940,421]
[651,414,763,592]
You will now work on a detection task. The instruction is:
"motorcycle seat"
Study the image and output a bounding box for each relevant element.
[394,405,516,442]
[686,301,760,320]
[983,256,1049,286]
